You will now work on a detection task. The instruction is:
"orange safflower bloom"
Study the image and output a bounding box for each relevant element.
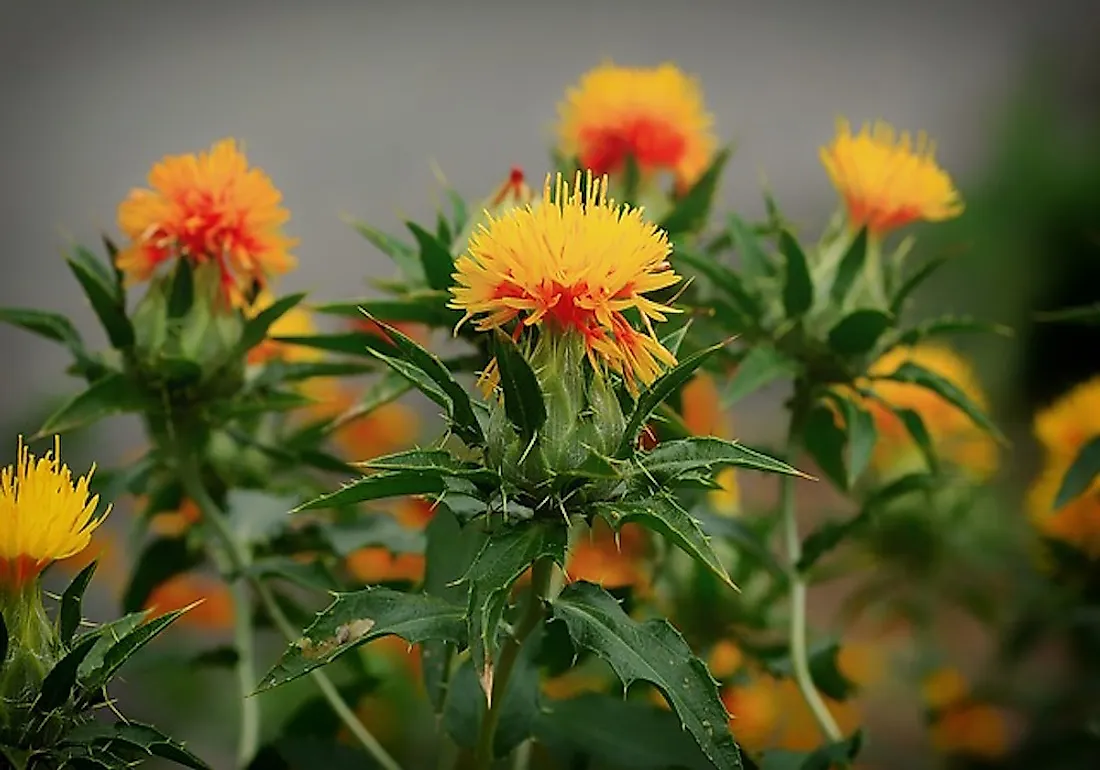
[859,344,997,478]
[820,119,963,235]
[450,171,681,393]
[558,62,716,190]
[772,678,861,753]
[1028,460,1100,559]
[921,667,969,711]
[930,703,1010,759]
[565,520,649,592]
[391,497,436,530]
[346,547,424,585]
[707,640,745,680]
[1034,376,1100,465]
[149,497,203,537]
[117,139,297,308]
[722,676,781,754]
[144,573,234,629]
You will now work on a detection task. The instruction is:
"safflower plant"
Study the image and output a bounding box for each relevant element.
[1,58,1082,770]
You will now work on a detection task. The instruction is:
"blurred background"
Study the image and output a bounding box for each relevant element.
[3,1,1100,767]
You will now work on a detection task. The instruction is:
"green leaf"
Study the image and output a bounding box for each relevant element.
[250,557,340,592]
[59,722,211,770]
[779,230,813,317]
[293,471,446,512]
[0,307,84,355]
[798,509,872,574]
[60,561,98,646]
[829,228,869,305]
[801,404,847,491]
[360,312,484,447]
[251,360,376,387]
[213,389,314,420]
[255,587,466,692]
[36,634,100,712]
[443,631,541,757]
[272,332,394,359]
[723,346,798,405]
[641,437,808,482]
[493,330,546,441]
[660,148,731,237]
[66,246,133,350]
[594,496,733,588]
[462,524,567,697]
[877,361,1004,443]
[79,608,189,697]
[322,516,425,557]
[1055,435,1100,509]
[313,294,456,327]
[1035,302,1100,325]
[551,582,742,770]
[348,220,423,281]
[727,214,774,277]
[827,309,893,356]
[76,613,147,681]
[238,292,307,355]
[536,693,715,770]
[122,537,203,614]
[408,222,456,292]
[895,315,1012,347]
[890,254,950,315]
[37,372,144,437]
[892,407,939,474]
[362,449,500,486]
[166,260,194,319]
[675,251,762,322]
[421,506,488,712]
[821,392,877,488]
[618,342,726,457]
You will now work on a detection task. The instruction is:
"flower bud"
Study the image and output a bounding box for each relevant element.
[0,580,62,742]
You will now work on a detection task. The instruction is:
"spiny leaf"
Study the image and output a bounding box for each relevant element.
[877,361,1005,443]
[37,372,145,437]
[829,228,869,305]
[79,607,191,697]
[293,471,446,512]
[493,330,546,440]
[36,634,100,712]
[593,496,734,588]
[1054,435,1100,509]
[361,449,500,486]
[60,561,98,646]
[256,587,466,692]
[0,307,84,354]
[59,722,211,770]
[408,222,456,292]
[238,293,308,355]
[723,346,798,405]
[641,437,809,482]
[66,245,134,350]
[462,524,567,699]
[551,582,742,770]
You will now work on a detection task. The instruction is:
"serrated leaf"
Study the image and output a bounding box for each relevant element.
[462,524,567,698]
[0,307,84,354]
[618,342,727,457]
[60,722,211,770]
[641,437,808,482]
[77,613,148,681]
[493,330,546,440]
[675,251,762,322]
[1054,435,1100,509]
[67,246,133,350]
[36,634,100,712]
[660,148,731,237]
[829,228,869,305]
[408,222,455,292]
[79,608,190,697]
[293,471,446,512]
[536,693,714,770]
[890,254,950,314]
[37,372,144,437]
[360,312,484,447]
[551,582,742,770]
[60,561,98,646]
[122,537,203,614]
[348,220,424,281]
[256,587,465,692]
[362,449,500,486]
[895,315,1012,347]
[779,230,813,317]
[723,346,798,405]
[593,496,733,588]
[878,361,1004,443]
[827,310,893,357]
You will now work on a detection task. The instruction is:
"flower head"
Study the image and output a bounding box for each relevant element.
[144,573,234,629]
[0,437,108,585]
[449,171,681,391]
[117,139,297,309]
[565,520,649,592]
[1034,377,1100,464]
[558,62,716,190]
[860,345,997,478]
[820,119,963,235]
[347,547,425,585]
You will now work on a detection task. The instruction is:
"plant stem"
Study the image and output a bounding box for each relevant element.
[780,470,844,745]
[473,557,554,770]
[176,452,403,770]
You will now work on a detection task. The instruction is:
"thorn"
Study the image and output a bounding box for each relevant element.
[480,664,495,707]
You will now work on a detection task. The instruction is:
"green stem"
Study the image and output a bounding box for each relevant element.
[474,557,554,770]
[780,470,843,746]
[176,452,403,770]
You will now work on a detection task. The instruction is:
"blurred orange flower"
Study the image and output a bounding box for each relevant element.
[929,703,1010,759]
[771,678,861,753]
[541,669,609,700]
[117,138,296,309]
[149,497,202,537]
[921,667,969,711]
[859,344,997,478]
[558,62,716,191]
[347,547,424,585]
[722,676,781,754]
[680,372,740,514]
[144,573,234,629]
[707,639,744,680]
[565,519,649,592]
[308,379,420,463]
[820,119,963,235]
[391,496,436,530]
